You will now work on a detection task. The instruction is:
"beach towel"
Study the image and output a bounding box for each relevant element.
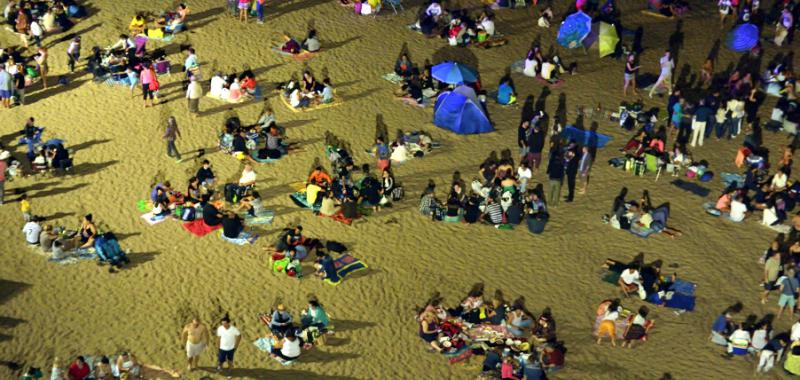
[141,212,171,225]
[220,231,257,245]
[671,179,710,197]
[104,75,133,86]
[246,211,275,225]
[396,96,428,108]
[721,172,746,188]
[47,249,96,265]
[251,152,279,164]
[647,279,696,311]
[181,219,221,237]
[318,210,355,225]
[206,92,249,104]
[271,47,319,61]
[325,254,367,286]
[382,72,405,84]
[279,92,342,113]
[561,125,611,148]
[535,76,565,88]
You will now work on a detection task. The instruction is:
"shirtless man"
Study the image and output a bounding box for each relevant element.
[181,318,209,371]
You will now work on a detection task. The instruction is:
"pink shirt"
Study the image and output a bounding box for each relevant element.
[140,68,155,84]
[0,160,6,182]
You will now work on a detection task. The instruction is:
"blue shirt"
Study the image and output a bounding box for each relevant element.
[711,314,728,333]
[694,106,713,123]
[0,71,11,91]
[497,83,513,105]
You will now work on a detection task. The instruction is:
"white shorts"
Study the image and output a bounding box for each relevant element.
[186,341,205,358]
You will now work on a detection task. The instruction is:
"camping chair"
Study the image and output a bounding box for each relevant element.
[386,0,404,14]
[643,153,662,181]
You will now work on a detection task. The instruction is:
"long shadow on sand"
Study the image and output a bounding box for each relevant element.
[70,138,112,153]
[0,279,31,345]
[197,367,359,379]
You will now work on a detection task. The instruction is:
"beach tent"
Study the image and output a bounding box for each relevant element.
[583,21,619,57]
[433,86,493,135]
[726,23,759,53]
[557,11,592,48]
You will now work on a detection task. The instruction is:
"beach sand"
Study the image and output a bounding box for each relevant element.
[0,0,794,379]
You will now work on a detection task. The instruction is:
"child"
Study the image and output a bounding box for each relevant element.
[621,306,650,348]
[20,193,31,221]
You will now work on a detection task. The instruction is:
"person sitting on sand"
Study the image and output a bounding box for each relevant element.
[618,265,642,297]
[196,159,215,188]
[301,296,330,330]
[289,86,311,108]
[419,180,442,218]
[596,299,623,347]
[270,329,302,362]
[302,28,321,52]
[318,78,334,104]
[496,76,516,105]
[418,311,443,352]
[222,211,258,243]
[72,214,97,250]
[395,53,413,78]
[280,34,301,54]
[210,72,226,98]
[532,307,557,343]
[129,13,146,35]
[202,194,224,226]
[68,356,90,380]
[269,304,294,337]
[621,306,650,348]
[506,297,534,337]
[93,356,113,380]
[116,352,141,378]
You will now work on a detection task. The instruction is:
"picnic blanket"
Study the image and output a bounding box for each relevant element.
[382,72,405,84]
[103,76,134,86]
[251,152,280,164]
[47,249,96,265]
[253,337,296,366]
[721,172,746,188]
[535,76,565,88]
[602,271,696,311]
[290,191,321,211]
[141,212,171,225]
[318,210,355,225]
[271,47,319,61]
[246,210,275,225]
[279,92,342,113]
[325,254,368,286]
[671,179,710,197]
[220,231,258,245]
[181,219,221,237]
[206,92,249,104]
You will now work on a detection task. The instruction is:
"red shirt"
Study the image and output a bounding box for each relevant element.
[68,362,90,380]
[544,349,564,366]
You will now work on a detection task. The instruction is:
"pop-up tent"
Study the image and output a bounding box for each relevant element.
[433,85,493,135]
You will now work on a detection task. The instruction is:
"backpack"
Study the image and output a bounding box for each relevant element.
[181,206,196,221]
[342,200,358,219]
[391,186,405,201]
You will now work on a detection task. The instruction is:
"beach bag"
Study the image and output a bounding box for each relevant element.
[181,206,196,221]
[272,257,290,273]
[391,186,405,201]
[149,78,160,91]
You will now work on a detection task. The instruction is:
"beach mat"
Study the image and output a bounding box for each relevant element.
[319,210,355,225]
[205,92,249,104]
[382,72,405,84]
[141,212,170,225]
[325,254,367,286]
[48,250,96,265]
[535,76,565,88]
[220,231,258,245]
[271,47,319,61]
[252,152,279,164]
[181,219,221,237]
[246,211,275,225]
[279,92,342,113]
[670,179,710,197]
[290,192,321,211]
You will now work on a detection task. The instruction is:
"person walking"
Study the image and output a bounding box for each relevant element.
[546,150,564,207]
[623,54,640,96]
[164,116,182,162]
[578,145,593,195]
[140,62,156,107]
[649,50,673,98]
[34,47,48,90]
[13,63,25,106]
[0,155,7,205]
[181,318,209,372]
[216,316,241,373]
[66,37,81,73]
[29,17,43,48]
[186,76,203,115]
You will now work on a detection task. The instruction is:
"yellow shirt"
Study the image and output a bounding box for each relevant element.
[20,200,31,214]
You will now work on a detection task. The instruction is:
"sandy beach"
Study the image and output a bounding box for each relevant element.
[0,0,796,379]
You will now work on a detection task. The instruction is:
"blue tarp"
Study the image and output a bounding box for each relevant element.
[433,86,493,135]
[560,125,611,148]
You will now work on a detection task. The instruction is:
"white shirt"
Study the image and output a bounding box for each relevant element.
[659,56,674,76]
[290,89,302,108]
[479,19,495,36]
[602,308,620,321]
[620,269,641,285]
[216,325,240,350]
[540,62,555,80]
[425,3,442,17]
[22,222,42,244]
[280,338,301,358]
[186,81,203,99]
[791,322,800,342]
[239,169,256,185]
[517,167,532,180]
[730,328,751,344]
[523,59,538,77]
[30,21,42,37]
[632,314,646,326]
[772,173,787,190]
[210,75,225,97]
[730,200,747,222]
[752,329,769,350]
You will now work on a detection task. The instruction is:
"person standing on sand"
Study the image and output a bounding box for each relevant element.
[34,47,48,90]
[623,54,639,96]
[648,50,673,98]
[0,155,7,205]
[0,65,12,108]
[216,315,241,373]
[164,116,182,162]
[181,318,209,371]
[66,37,81,73]
[186,76,203,115]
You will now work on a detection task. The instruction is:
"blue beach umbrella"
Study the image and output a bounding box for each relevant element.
[557,11,592,49]
[726,23,759,53]
[431,61,478,84]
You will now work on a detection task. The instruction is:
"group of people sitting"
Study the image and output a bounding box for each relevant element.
[418,148,549,232]
[605,187,682,238]
[219,112,299,162]
[22,213,131,272]
[209,69,259,102]
[5,0,81,47]
[709,144,795,228]
[279,70,334,109]
[128,4,189,39]
[278,28,321,54]
[44,352,145,380]
[411,1,502,46]
[514,45,576,83]
[257,296,332,363]
[709,302,800,374]
[416,284,566,379]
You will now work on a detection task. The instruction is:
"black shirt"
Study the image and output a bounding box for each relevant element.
[232,135,248,153]
[222,216,244,238]
[196,167,214,184]
[527,129,545,153]
[13,72,24,90]
[202,204,222,226]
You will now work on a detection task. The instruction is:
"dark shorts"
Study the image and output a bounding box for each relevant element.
[764,281,779,291]
[218,348,235,363]
[0,90,11,99]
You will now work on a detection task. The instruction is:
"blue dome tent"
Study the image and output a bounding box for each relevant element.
[433,86,493,135]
